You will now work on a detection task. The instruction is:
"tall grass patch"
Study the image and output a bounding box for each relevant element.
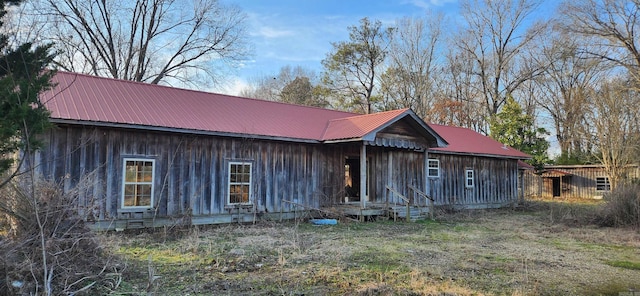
[597,184,640,229]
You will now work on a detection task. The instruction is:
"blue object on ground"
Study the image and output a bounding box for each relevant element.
[309,219,338,225]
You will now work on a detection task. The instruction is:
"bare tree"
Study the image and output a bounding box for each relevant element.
[240,65,321,104]
[322,17,394,114]
[531,31,605,161]
[17,0,249,86]
[436,48,485,130]
[561,0,640,83]
[380,15,445,119]
[280,76,329,108]
[587,77,640,188]
[457,0,546,119]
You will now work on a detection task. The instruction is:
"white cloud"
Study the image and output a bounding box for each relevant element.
[406,0,457,9]
[214,76,251,96]
[255,26,295,38]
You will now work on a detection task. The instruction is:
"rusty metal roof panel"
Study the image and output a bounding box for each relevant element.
[428,124,531,159]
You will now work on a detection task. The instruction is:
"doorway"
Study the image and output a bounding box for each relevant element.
[552,177,561,197]
[344,158,361,201]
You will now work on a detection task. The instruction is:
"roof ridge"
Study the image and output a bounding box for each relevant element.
[326,108,408,123]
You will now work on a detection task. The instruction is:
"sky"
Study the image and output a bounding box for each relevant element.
[217,0,461,95]
[217,0,559,96]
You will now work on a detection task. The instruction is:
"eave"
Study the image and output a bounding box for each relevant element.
[49,118,322,144]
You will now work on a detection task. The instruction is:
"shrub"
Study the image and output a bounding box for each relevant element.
[597,184,640,229]
[0,177,121,295]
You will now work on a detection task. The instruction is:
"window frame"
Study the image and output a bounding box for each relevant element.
[121,158,155,209]
[465,169,474,188]
[227,161,253,205]
[595,176,611,192]
[427,158,440,178]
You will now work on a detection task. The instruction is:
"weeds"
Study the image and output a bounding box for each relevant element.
[597,184,640,228]
[0,177,121,295]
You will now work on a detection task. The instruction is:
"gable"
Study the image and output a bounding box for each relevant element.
[321,109,447,149]
[372,117,436,149]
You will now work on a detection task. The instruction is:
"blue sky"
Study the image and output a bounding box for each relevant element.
[219,0,460,94]
[218,0,558,95]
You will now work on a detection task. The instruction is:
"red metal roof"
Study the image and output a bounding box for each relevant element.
[322,109,409,141]
[428,124,531,159]
[41,72,529,159]
[42,72,354,141]
[518,160,535,170]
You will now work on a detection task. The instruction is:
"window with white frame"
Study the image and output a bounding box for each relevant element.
[465,169,474,188]
[596,177,611,191]
[228,161,252,204]
[428,159,440,177]
[122,158,155,208]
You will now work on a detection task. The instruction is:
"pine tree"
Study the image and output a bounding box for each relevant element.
[0,0,55,187]
[490,96,549,170]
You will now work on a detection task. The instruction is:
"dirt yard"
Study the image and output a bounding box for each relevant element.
[106,201,640,295]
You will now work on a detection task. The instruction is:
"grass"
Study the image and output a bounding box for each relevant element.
[607,260,640,270]
[104,201,640,295]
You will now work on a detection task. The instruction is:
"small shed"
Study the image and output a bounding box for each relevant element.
[523,164,640,199]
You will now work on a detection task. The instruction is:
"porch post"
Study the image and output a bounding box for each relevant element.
[360,142,367,209]
[424,149,429,200]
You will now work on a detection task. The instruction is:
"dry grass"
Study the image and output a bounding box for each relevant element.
[105,202,640,295]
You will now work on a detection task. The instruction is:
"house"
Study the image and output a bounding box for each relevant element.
[523,164,640,199]
[33,72,529,229]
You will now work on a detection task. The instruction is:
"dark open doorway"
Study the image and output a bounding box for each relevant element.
[552,177,561,197]
[345,158,360,201]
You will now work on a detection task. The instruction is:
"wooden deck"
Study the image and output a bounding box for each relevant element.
[322,202,432,222]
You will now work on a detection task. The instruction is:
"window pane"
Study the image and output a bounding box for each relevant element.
[242,164,250,174]
[125,166,136,182]
[230,172,237,183]
[241,173,250,183]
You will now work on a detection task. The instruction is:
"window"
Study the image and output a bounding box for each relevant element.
[122,159,154,208]
[596,177,611,191]
[465,169,474,188]
[228,162,252,204]
[428,159,440,177]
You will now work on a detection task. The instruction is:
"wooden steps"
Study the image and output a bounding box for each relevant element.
[389,205,431,222]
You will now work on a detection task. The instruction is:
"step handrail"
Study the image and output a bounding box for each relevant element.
[409,185,434,220]
[385,185,410,222]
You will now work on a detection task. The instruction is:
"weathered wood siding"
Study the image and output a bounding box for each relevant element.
[35,124,345,223]
[368,147,426,204]
[523,165,640,198]
[427,153,520,208]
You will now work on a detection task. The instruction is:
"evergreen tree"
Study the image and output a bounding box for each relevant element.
[490,96,549,170]
[0,0,55,187]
